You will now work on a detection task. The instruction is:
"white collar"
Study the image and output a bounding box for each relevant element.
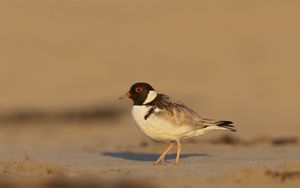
[143,90,157,104]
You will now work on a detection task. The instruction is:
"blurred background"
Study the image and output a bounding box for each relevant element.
[0,0,300,187]
[1,0,300,136]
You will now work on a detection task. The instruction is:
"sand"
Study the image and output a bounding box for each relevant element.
[0,120,299,188]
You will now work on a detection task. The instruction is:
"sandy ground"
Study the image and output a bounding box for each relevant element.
[1,0,300,187]
[0,119,299,188]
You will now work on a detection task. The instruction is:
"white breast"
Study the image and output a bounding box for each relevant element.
[131,105,193,141]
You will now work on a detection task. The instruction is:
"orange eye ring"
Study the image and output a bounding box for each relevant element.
[135,87,143,93]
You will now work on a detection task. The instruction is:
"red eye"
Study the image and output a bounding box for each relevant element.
[135,87,143,93]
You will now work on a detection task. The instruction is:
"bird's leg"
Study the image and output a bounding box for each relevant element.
[175,140,181,165]
[154,142,175,165]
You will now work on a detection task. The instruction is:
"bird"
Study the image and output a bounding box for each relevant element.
[120,82,236,165]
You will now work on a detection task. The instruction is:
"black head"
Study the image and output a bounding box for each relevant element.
[123,82,156,105]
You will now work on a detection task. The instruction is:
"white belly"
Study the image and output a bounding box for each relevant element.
[131,105,193,141]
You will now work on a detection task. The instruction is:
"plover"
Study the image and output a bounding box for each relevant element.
[120,82,236,165]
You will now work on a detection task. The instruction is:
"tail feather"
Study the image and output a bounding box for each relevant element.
[202,119,236,132]
[216,120,236,132]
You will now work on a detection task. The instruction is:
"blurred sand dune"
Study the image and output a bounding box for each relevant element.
[1,0,300,137]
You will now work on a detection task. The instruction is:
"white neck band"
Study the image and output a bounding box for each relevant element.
[143,90,158,104]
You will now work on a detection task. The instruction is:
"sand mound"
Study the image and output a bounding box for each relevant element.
[209,163,300,187]
[0,157,71,179]
[0,157,156,188]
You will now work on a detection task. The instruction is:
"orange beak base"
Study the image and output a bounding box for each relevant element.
[125,92,131,98]
[119,92,131,100]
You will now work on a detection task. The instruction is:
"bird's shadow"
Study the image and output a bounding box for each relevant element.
[101,151,210,161]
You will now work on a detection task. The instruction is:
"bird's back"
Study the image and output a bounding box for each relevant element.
[148,94,235,132]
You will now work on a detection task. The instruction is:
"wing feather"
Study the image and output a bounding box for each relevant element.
[150,94,207,128]
[146,94,235,132]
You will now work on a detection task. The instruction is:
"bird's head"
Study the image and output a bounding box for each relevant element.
[120,82,157,105]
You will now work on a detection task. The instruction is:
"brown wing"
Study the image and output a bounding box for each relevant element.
[151,94,207,128]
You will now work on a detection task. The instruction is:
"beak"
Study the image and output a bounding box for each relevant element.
[119,92,131,100]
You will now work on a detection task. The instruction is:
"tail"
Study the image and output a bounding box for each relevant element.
[203,119,236,132]
[215,120,236,132]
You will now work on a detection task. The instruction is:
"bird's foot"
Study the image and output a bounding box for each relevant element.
[153,159,167,165]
